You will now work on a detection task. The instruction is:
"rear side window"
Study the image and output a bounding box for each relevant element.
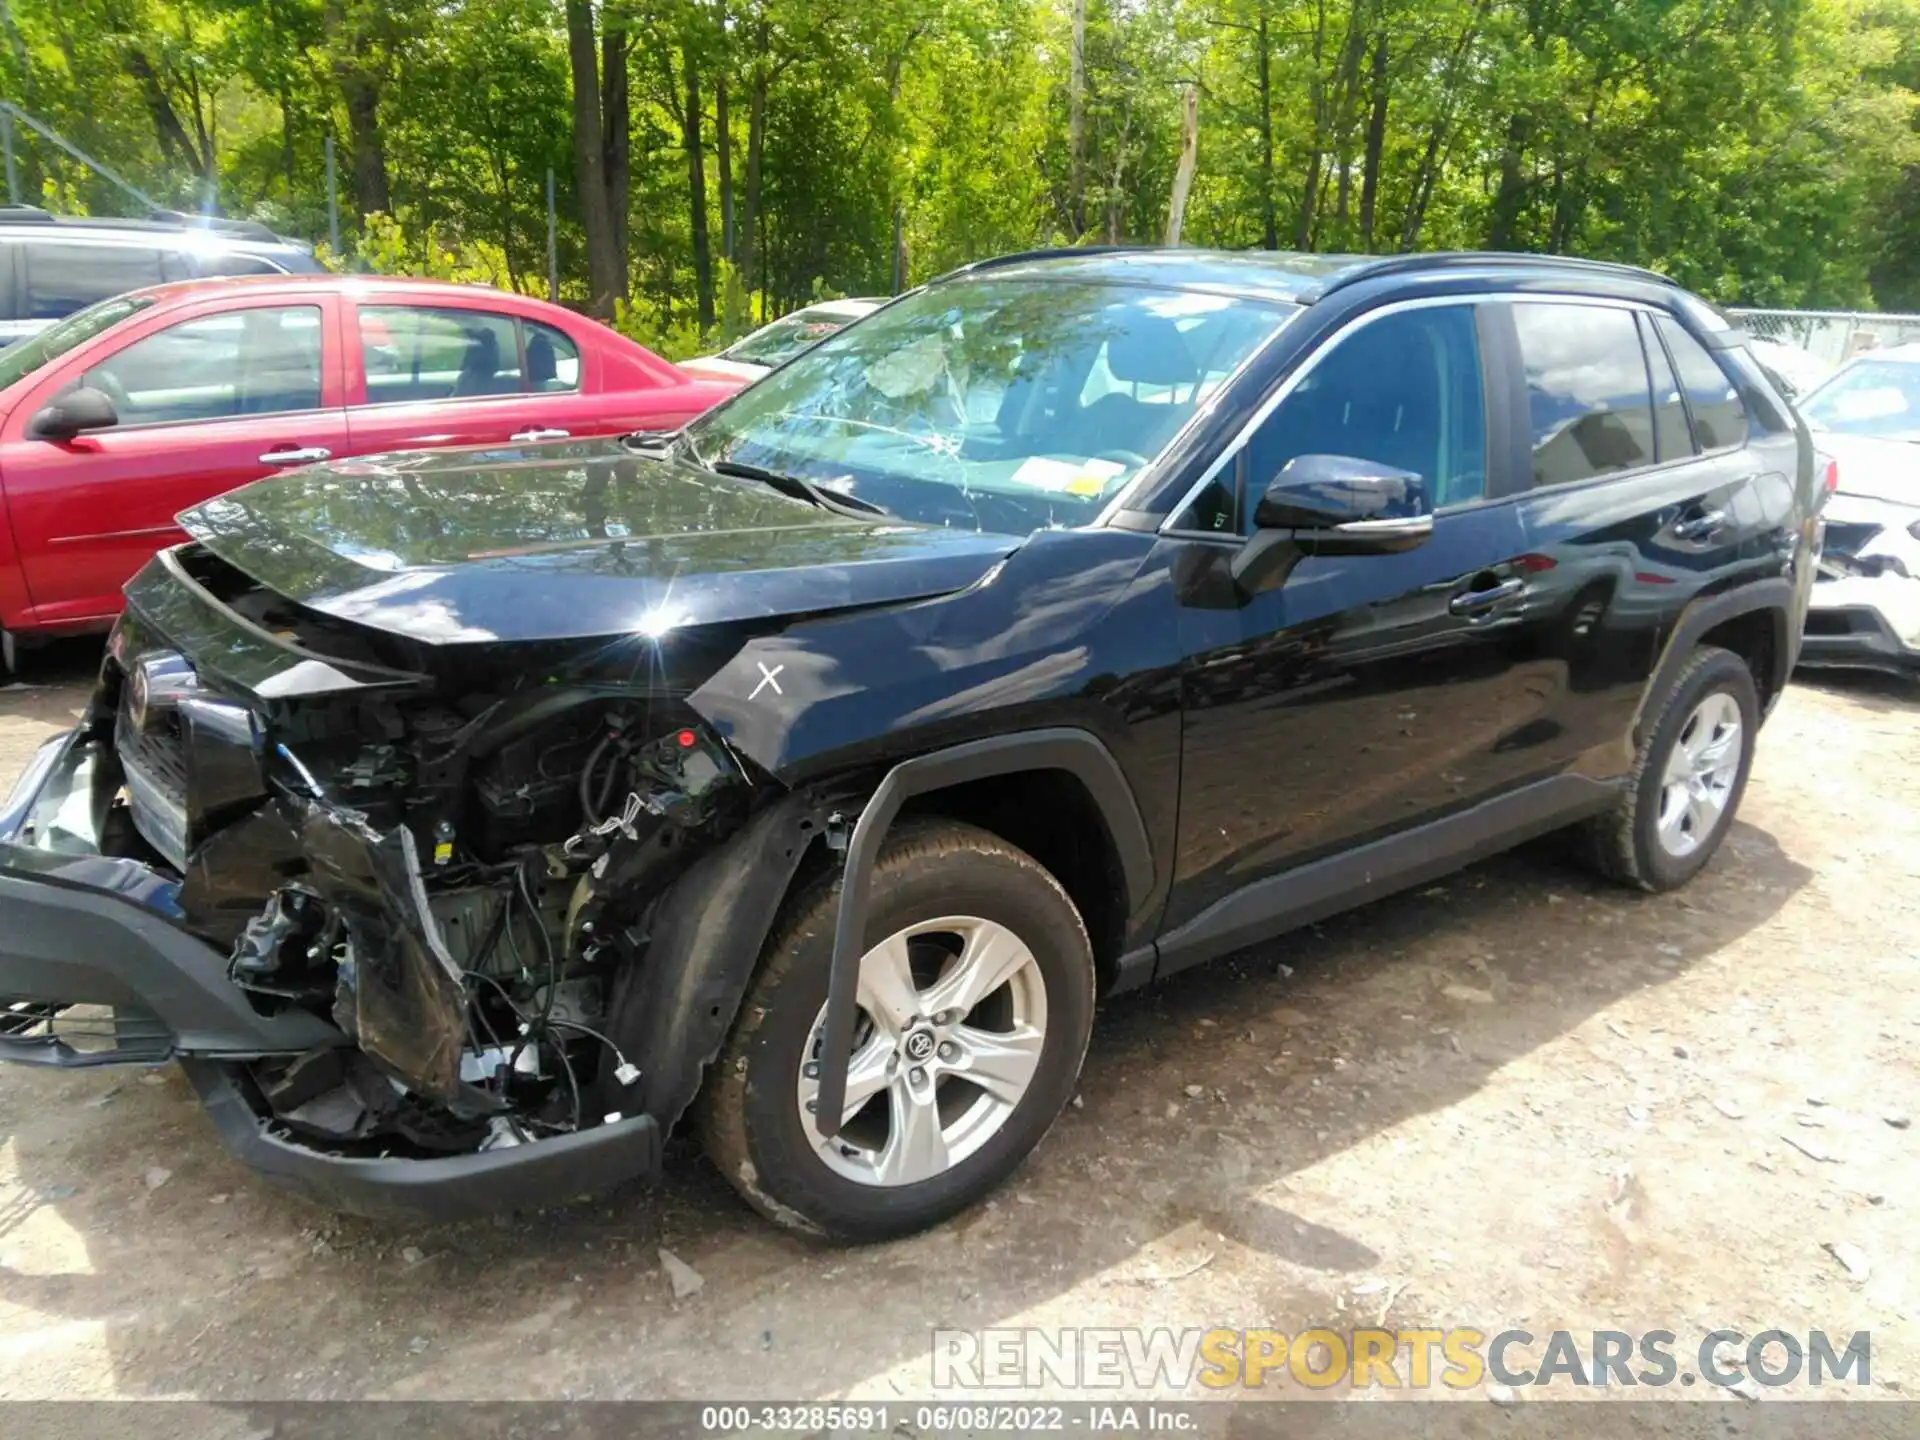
[1641,314,1693,462]
[22,241,166,320]
[1513,303,1655,486]
[82,304,323,424]
[360,306,524,403]
[1656,316,1748,451]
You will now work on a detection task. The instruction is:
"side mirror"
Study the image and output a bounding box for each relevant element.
[27,386,119,442]
[1252,453,1433,552]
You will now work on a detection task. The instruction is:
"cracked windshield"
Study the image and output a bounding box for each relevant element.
[686,279,1295,534]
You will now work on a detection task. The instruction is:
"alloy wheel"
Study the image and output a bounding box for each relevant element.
[1656,691,1743,859]
[795,915,1049,1187]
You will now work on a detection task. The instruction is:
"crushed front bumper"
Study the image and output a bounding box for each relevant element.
[0,729,660,1218]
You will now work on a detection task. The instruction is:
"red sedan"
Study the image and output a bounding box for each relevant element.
[0,275,741,667]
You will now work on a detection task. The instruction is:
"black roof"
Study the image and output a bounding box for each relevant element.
[938,246,1673,305]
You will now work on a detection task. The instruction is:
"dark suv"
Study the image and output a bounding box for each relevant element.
[0,206,323,346]
[0,249,1816,1241]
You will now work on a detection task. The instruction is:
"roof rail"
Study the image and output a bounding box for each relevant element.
[1319,250,1672,297]
[146,208,283,243]
[930,243,1151,285]
[0,204,55,222]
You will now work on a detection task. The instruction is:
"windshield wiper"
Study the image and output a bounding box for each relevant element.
[710,458,890,517]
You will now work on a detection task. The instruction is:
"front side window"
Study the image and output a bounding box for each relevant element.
[360,306,523,403]
[81,304,323,425]
[1177,303,1486,533]
[1515,303,1655,486]
[195,251,286,279]
[1657,316,1749,450]
[23,242,166,320]
[686,279,1296,535]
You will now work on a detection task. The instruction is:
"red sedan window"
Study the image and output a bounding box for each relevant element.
[361,306,524,403]
[82,305,324,425]
[525,320,580,392]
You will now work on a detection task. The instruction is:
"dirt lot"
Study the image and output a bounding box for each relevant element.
[1,638,1916,1414]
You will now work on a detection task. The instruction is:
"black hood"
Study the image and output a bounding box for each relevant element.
[177,438,1017,645]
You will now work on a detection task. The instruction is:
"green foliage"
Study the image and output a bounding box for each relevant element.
[2,0,1916,314]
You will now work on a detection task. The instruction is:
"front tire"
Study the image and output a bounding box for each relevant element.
[1585,645,1759,891]
[699,819,1095,1242]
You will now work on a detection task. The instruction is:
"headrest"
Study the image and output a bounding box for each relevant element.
[1105,316,1197,386]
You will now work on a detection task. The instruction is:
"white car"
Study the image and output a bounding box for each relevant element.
[681,298,887,383]
[1795,343,1920,674]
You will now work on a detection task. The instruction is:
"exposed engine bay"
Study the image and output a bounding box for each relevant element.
[96,546,786,1164]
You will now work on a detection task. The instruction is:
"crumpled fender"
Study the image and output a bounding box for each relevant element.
[685,526,1166,783]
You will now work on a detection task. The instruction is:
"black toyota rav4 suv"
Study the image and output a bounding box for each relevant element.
[0,249,1817,1241]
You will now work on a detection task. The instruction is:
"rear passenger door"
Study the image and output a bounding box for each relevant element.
[344,303,556,453]
[1503,300,1764,775]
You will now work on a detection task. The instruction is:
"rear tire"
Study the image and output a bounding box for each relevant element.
[698,819,1095,1243]
[1584,645,1759,892]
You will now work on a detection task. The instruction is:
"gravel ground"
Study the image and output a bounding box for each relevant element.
[1,639,1916,1416]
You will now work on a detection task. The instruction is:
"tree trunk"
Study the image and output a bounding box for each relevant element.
[1165,86,1199,245]
[125,49,207,174]
[1330,14,1367,244]
[565,0,622,317]
[1486,111,1530,250]
[682,39,714,329]
[742,56,766,310]
[1068,0,1088,238]
[1358,34,1390,251]
[322,1,389,216]
[601,14,630,298]
[717,72,734,259]
[1257,12,1276,248]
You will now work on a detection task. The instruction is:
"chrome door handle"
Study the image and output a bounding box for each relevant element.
[1672,508,1728,541]
[259,446,332,466]
[510,427,570,443]
[1449,577,1526,616]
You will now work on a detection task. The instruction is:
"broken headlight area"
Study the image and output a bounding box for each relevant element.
[214,704,755,1158]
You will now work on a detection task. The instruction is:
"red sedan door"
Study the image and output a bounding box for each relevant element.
[342,297,723,454]
[0,294,347,628]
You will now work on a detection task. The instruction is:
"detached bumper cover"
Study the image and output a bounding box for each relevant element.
[1802,497,1920,673]
[0,728,664,1216]
[183,1060,661,1221]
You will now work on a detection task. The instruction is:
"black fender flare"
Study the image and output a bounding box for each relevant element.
[600,785,838,1135]
[811,727,1153,1139]
[1635,577,1795,744]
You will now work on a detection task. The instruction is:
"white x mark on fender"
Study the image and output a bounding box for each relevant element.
[749,661,785,700]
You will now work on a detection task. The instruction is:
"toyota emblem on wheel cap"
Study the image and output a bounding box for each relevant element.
[904,1029,936,1061]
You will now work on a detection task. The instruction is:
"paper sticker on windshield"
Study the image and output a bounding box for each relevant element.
[1009,456,1128,496]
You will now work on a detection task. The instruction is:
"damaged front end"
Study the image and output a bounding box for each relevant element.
[1804,492,1920,674]
[0,544,835,1217]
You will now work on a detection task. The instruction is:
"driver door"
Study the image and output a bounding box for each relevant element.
[0,295,347,625]
[1163,300,1540,943]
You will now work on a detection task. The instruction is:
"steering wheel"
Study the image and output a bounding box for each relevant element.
[1093,449,1152,471]
[87,369,133,411]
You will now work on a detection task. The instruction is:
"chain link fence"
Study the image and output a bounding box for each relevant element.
[1728,308,1920,364]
